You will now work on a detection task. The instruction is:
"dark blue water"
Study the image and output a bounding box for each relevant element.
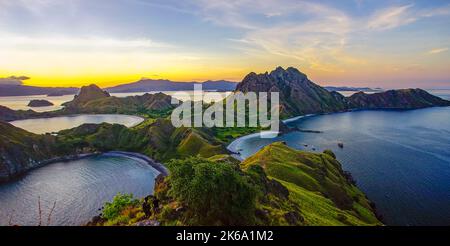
[231,107,450,225]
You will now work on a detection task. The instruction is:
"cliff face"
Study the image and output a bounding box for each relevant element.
[236,67,450,117]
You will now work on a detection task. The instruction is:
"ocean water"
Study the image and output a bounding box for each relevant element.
[0,154,160,226]
[10,114,144,134]
[230,106,450,225]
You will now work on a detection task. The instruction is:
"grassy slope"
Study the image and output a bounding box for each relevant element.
[242,142,381,226]
[57,118,227,162]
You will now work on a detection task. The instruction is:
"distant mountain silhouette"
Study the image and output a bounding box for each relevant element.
[0,79,237,97]
[105,79,237,93]
[324,86,382,92]
[0,84,78,97]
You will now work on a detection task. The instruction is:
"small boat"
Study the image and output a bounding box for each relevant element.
[338,142,344,148]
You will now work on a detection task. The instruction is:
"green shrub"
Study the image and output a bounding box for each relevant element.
[102,193,139,220]
[166,157,257,225]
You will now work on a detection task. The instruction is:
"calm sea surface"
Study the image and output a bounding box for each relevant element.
[229,106,450,225]
[10,114,144,134]
[0,154,160,226]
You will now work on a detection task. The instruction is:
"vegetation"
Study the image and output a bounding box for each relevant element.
[55,118,227,162]
[102,193,140,220]
[0,121,78,182]
[2,74,410,226]
[165,157,258,225]
[242,142,381,225]
[95,144,382,226]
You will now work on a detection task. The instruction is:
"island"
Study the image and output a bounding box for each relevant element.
[27,99,54,107]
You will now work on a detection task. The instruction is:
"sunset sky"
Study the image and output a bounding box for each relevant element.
[1,0,450,88]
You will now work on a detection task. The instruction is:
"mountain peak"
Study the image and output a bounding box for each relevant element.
[64,84,110,107]
[269,66,307,81]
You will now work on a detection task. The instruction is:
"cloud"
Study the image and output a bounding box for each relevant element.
[0,0,72,16]
[189,0,359,72]
[428,48,449,55]
[0,76,30,85]
[367,4,416,31]
[367,4,450,31]
[0,34,172,50]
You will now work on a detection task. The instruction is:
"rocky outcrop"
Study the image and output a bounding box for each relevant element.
[235,67,450,117]
[27,99,54,107]
[347,89,450,109]
[62,84,110,108]
[236,67,348,117]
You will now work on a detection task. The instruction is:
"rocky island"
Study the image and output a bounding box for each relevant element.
[236,67,450,118]
[27,99,54,107]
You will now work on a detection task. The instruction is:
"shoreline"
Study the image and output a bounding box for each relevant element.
[0,150,167,184]
[0,152,100,184]
[226,113,317,160]
[226,106,450,160]
[104,151,169,176]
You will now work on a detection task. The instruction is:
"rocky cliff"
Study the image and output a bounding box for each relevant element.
[235,67,450,117]
[236,67,347,117]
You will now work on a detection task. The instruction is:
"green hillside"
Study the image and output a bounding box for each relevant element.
[242,142,382,225]
[92,143,382,226]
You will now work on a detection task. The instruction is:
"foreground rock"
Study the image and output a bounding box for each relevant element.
[27,99,54,107]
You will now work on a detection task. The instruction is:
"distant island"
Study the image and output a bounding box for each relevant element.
[0,84,79,97]
[0,79,238,97]
[27,100,54,107]
[324,86,382,92]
